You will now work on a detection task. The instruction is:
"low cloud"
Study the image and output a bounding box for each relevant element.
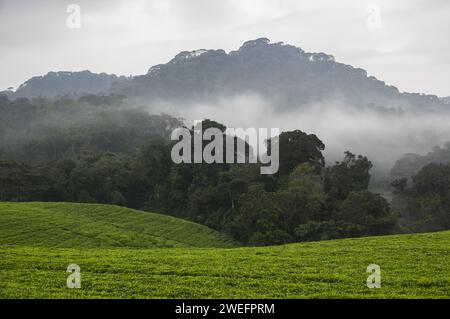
[144,93,450,170]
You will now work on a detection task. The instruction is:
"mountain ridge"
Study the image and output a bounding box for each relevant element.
[3,70,129,99]
[2,38,447,112]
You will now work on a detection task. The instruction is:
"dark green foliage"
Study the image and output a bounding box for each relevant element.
[324,152,373,201]
[0,134,401,245]
[337,191,398,236]
[391,142,450,178]
[0,99,407,245]
[0,95,182,163]
[392,163,450,232]
[268,130,325,175]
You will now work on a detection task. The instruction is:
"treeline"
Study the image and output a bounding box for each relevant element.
[391,142,450,178]
[0,118,398,245]
[0,94,447,245]
[0,94,181,163]
[392,164,450,232]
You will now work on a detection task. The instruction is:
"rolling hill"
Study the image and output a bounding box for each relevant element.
[0,202,236,248]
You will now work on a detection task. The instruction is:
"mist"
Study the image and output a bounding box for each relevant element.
[141,93,450,171]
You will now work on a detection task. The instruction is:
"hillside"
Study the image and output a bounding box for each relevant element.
[2,39,446,112]
[119,38,444,111]
[3,71,128,99]
[0,230,449,298]
[0,202,236,248]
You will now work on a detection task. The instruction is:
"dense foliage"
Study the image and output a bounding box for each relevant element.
[392,163,450,232]
[391,142,450,178]
[0,94,181,163]
[0,95,405,245]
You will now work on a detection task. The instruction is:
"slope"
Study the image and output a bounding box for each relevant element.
[0,231,448,298]
[0,202,236,248]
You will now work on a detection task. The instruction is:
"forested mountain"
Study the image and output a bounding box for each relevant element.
[2,71,128,99]
[116,38,445,111]
[3,38,447,112]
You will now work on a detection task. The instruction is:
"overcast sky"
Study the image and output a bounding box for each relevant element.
[0,0,449,96]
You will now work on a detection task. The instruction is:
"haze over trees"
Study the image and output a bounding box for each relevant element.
[391,142,450,178]
[0,94,403,245]
[0,94,181,163]
[3,39,450,171]
[392,163,450,232]
[1,38,449,245]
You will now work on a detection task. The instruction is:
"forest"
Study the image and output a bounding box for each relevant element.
[0,94,448,245]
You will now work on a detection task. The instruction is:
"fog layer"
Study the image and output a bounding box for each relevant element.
[144,93,450,169]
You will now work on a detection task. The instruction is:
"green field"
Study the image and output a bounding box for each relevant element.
[0,202,449,298]
[0,202,235,248]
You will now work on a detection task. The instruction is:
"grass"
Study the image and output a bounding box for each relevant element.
[0,202,236,248]
[0,202,449,298]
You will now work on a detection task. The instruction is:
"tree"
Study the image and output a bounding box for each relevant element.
[338,191,398,237]
[226,190,291,245]
[393,163,450,231]
[278,163,327,230]
[267,130,325,175]
[324,152,373,202]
